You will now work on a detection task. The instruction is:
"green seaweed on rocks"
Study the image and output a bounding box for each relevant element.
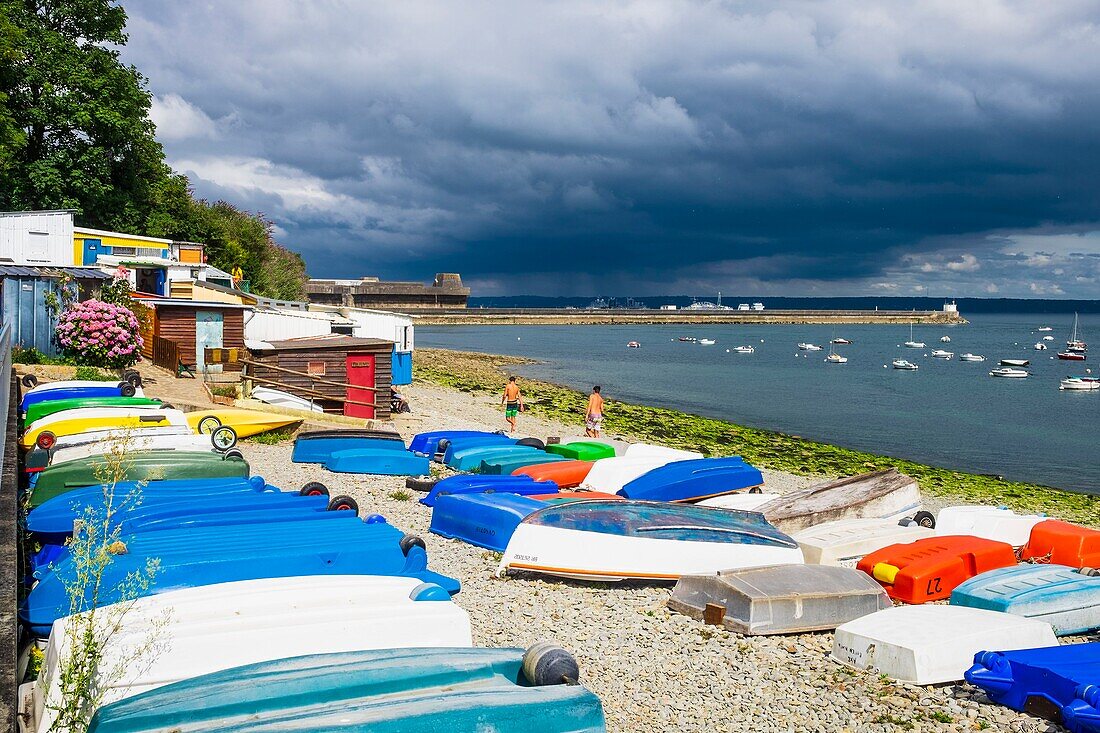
[415,348,1099,526]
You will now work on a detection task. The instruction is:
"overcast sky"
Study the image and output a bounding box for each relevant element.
[124,1,1100,297]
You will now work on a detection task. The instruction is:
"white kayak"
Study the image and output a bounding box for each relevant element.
[251,386,324,413]
[793,518,933,567]
[934,506,1045,547]
[581,456,687,493]
[830,605,1057,684]
[48,432,231,466]
[498,500,804,582]
[21,576,472,733]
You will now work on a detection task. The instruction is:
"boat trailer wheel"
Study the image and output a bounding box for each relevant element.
[327,495,359,513]
[21,374,38,388]
[299,481,329,497]
[197,415,222,434]
[405,477,438,492]
[210,425,238,451]
[399,534,426,555]
[911,511,936,529]
[119,382,136,397]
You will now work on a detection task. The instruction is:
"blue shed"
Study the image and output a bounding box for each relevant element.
[0,266,110,355]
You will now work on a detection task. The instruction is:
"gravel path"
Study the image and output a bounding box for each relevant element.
[218,381,1093,733]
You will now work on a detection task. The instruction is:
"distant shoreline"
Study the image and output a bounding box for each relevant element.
[414,347,1098,526]
[412,308,966,326]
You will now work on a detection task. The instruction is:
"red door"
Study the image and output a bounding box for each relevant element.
[344,353,376,419]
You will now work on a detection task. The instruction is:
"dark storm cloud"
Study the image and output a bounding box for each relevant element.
[125,1,1100,295]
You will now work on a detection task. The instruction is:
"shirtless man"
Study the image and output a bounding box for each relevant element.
[501,376,523,432]
[585,385,605,437]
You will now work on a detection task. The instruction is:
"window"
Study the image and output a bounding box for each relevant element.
[307,361,326,376]
[112,246,137,256]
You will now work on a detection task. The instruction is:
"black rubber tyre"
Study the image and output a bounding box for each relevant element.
[119,383,136,397]
[299,481,329,497]
[748,487,763,494]
[435,438,453,455]
[522,642,580,686]
[1079,567,1099,577]
[327,495,359,512]
[210,425,238,450]
[405,477,438,492]
[399,534,426,555]
[124,371,142,387]
[197,415,222,434]
[160,402,174,410]
[21,374,37,388]
[912,510,936,529]
[222,448,244,461]
[515,437,546,450]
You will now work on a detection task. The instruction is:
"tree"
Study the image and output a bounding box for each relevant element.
[0,0,169,232]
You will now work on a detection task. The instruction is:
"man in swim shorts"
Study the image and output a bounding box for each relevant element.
[501,376,523,432]
[585,385,604,437]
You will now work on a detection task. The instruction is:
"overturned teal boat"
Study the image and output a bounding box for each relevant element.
[951,564,1100,636]
[325,448,431,475]
[481,453,567,475]
[88,647,605,733]
[292,429,406,463]
[448,444,541,471]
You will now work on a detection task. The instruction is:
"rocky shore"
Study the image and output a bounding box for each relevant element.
[239,378,1090,733]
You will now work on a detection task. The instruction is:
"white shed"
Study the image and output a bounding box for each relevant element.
[244,307,336,343]
[0,211,75,265]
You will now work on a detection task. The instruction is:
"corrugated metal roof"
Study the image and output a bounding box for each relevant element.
[0,265,110,279]
[257,334,393,351]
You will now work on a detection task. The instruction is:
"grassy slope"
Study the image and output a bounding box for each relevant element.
[415,348,1099,525]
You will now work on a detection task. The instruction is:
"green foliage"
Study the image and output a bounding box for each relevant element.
[97,275,133,307]
[74,365,115,381]
[245,426,297,445]
[13,346,62,365]
[388,490,413,501]
[0,1,308,302]
[415,348,1100,526]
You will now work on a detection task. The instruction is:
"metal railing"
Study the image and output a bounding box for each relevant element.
[0,323,18,733]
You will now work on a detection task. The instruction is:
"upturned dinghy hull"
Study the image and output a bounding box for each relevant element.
[21,408,187,449]
[292,429,405,463]
[20,383,141,412]
[618,457,763,502]
[440,434,517,463]
[86,647,606,733]
[951,564,1100,635]
[23,396,162,425]
[409,430,503,456]
[792,518,933,567]
[669,564,891,635]
[430,493,547,551]
[754,469,922,533]
[28,451,250,507]
[831,605,1057,684]
[24,576,473,733]
[420,474,557,507]
[935,505,1045,546]
[545,441,616,461]
[447,444,539,471]
[580,456,685,493]
[514,460,595,488]
[499,501,803,582]
[481,453,567,475]
[1020,520,1100,567]
[857,536,1017,603]
[324,448,431,475]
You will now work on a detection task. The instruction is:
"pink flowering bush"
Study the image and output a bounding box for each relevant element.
[55,299,144,369]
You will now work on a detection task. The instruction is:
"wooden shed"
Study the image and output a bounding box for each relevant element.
[139,298,247,374]
[246,335,393,420]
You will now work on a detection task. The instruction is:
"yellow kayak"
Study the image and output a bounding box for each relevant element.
[186,409,303,439]
[21,408,187,449]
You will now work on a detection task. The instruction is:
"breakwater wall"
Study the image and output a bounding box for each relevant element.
[411,308,966,326]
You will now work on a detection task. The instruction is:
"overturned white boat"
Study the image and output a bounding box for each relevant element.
[699,492,780,512]
[830,605,1057,684]
[623,443,702,461]
[934,506,1045,546]
[793,518,933,567]
[751,469,922,534]
[251,386,324,413]
[669,564,890,635]
[47,430,235,465]
[581,453,699,493]
[20,575,472,733]
[498,500,804,582]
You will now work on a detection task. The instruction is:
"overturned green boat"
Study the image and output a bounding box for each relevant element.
[28,451,249,508]
[23,397,163,426]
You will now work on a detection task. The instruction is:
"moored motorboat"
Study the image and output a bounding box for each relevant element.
[498,500,803,582]
[698,338,716,346]
[1061,377,1100,391]
[831,605,1057,684]
[825,351,847,364]
[892,359,917,370]
[1000,359,1030,366]
[990,367,1029,378]
[797,343,822,351]
[940,335,951,343]
[752,469,922,534]
[1034,342,1047,350]
[1037,326,1053,331]
[831,338,853,344]
[1043,335,1055,340]
[627,341,640,348]
[930,349,953,359]
[1058,350,1087,361]
[732,345,754,353]
[669,564,891,635]
[85,647,606,733]
[22,576,473,733]
[617,456,763,502]
[959,353,985,362]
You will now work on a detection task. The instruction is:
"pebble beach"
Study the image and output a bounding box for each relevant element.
[241,380,1090,733]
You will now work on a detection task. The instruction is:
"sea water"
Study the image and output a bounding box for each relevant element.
[418,312,1099,494]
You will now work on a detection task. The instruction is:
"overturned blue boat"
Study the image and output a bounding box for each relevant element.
[292,429,406,463]
[618,457,763,502]
[22,517,458,637]
[325,448,431,475]
[27,484,337,542]
[447,444,540,471]
[952,565,1100,636]
[441,434,517,464]
[88,647,606,733]
[421,474,558,508]
[431,493,547,552]
[966,642,1100,732]
[481,454,567,476]
[410,430,503,456]
[20,384,135,412]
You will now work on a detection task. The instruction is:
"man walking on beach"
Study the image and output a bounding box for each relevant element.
[501,376,524,432]
[585,386,604,438]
